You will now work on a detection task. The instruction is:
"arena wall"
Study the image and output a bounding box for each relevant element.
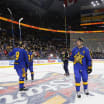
[0,59,104,68]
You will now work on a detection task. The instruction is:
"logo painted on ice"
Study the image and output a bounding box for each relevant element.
[0,73,104,104]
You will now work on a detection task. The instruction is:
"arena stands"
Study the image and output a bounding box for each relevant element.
[0,31,104,59]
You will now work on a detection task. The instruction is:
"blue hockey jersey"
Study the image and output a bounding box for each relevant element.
[9,48,29,67]
[28,51,33,63]
[69,47,92,70]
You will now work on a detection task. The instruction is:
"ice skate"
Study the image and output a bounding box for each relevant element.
[84,89,89,95]
[19,87,28,91]
[77,91,81,98]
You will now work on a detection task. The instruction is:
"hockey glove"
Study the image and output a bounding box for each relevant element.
[87,66,92,74]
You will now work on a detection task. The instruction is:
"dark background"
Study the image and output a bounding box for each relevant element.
[0,0,103,40]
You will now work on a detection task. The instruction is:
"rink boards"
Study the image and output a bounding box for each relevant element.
[0,59,104,68]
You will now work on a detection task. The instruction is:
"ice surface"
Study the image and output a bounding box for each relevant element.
[0,62,104,104]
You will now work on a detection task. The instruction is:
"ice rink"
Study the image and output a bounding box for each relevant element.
[0,61,104,104]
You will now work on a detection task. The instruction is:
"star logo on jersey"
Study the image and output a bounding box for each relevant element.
[74,52,84,64]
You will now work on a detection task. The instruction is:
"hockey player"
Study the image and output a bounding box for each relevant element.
[21,44,29,80]
[69,38,92,98]
[25,47,34,80]
[9,43,29,91]
[61,50,70,76]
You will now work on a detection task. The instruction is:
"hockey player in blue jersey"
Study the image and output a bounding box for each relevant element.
[69,38,92,98]
[9,43,29,91]
[21,44,29,79]
[25,47,34,80]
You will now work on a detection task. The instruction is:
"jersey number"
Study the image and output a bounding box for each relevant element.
[16,51,20,60]
[28,55,33,61]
